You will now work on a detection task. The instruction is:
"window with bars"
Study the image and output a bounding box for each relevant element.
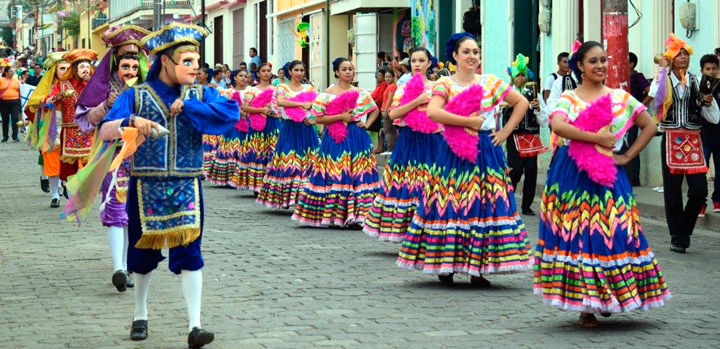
[278,17,296,65]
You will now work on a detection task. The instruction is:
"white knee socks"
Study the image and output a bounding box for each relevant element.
[133,272,151,321]
[107,226,125,272]
[181,270,203,332]
[122,227,129,270]
[49,176,60,199]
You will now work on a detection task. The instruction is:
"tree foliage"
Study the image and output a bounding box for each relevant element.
[60,12,80,38]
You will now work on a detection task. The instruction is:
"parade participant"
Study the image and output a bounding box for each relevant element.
[396,33,532,286]
[534,40,670,327]
[363,47,440,242]
[73,25,150,292]
[648,34,719,253]
[699,54,720,214]
[208,69,250,187]
[25,52,68,206]
[257,60,319,209]
[502,54,547,216]
[292,57,380,227]
[240,62,280,192]
[97,22,238,346]
[45,49,98,182]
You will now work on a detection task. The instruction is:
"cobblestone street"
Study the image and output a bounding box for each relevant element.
[1,142,719,348]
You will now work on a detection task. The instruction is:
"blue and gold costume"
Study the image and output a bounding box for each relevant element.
[100,24,239,275]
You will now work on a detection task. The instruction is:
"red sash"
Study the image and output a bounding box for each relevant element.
[665,128,708,174]
[513,132,547,158]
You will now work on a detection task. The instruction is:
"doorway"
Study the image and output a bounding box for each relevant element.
[233,8,245,69]
[214,15,223,66]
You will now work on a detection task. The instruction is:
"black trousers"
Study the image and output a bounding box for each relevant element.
[0,99,21,140]
[661,133,708,248]
[507,134,538,210]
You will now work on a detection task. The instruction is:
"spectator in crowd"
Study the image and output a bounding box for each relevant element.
[212,68,227,89]
[0,66,22,142]
[700,54,720,214]
[26,63,42,86]
[543,52,575,103]
[239,61,247,71]
[249,47,262,70]
[396,58,412,85]
[624,52,650,186]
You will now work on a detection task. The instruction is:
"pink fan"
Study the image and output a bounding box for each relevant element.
[400,74,439,133]
[248,88,274,131]
[442,84,485,163]
[284,91,318,122]
[567,93,619,187]
[230,91,249,132]
[323,90,359,143]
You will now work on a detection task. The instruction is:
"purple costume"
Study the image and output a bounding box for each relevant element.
[75,74,131,227]
[74,25,150,227]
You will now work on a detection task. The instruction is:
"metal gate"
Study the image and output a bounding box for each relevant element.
[354,13,378,91]
[278,17,297,67]
[309,12,325,89]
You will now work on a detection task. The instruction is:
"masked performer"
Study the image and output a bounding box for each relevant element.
[73,25,150,292]
[97,23,238,346]
[25,52,69,207]
[45,49,98,183]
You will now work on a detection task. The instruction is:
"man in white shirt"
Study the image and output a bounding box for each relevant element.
[543,52,575,103]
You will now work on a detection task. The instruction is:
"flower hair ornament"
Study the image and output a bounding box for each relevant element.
[444,32,477,65]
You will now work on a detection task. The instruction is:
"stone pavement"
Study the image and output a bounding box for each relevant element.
[1,141,719,348]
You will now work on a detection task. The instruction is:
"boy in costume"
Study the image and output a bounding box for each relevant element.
[502,54,547,216]
[97,22,238,347]
[74,25,150,292]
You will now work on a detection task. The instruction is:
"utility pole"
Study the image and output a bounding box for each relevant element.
[601,0,629,91]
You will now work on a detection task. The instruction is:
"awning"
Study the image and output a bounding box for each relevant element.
[330,0,409,15]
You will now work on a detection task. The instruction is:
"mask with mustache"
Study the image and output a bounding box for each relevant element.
[117,57,140,84]
[76,61,92,81]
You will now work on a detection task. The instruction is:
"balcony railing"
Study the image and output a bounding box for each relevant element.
[109,0,193,22]
[92,15,108,29]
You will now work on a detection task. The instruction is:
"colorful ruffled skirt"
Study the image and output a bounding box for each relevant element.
[397,131,532,276]
[208,128,247,187]
[533,146,671,313]
[239,117,281,191]
[202,134,220,176]
[256,119,319,209]
[364,128,441,242]
[292,123,380,227]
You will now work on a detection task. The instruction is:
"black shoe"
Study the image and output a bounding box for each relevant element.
[12,138,20,142]
[50,198,60,208]
[41,178,50,193]
[188,327,214,348]
[112,270,127,292]
[470,275,492,288]
[130,319,148,341]
[61,182,68,199]
[438,273,454,284]
[522,208,536,216]
[670,245,686,254]
[1,138,7,143]
[125,271,134,288]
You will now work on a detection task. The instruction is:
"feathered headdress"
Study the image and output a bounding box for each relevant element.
[507,53,534,80]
